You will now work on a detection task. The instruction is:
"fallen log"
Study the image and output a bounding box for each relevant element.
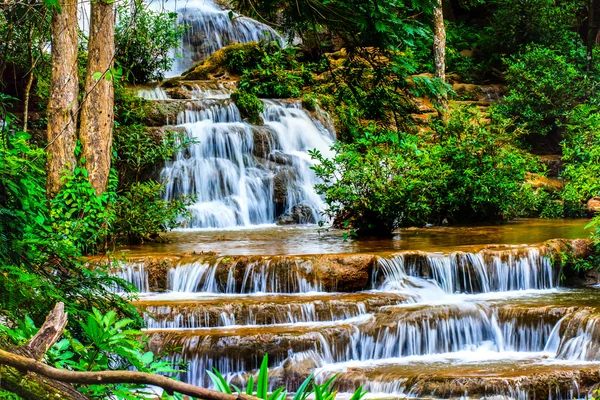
[0,303,260,400]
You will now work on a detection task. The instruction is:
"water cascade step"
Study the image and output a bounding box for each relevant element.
[106,241,600,398]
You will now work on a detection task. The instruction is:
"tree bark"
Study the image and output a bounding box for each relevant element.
[433,0,447,119]
[79,0,115,196]
[46,0,79,197]
[587,0,596,70]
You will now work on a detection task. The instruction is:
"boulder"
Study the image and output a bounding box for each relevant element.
[588,197,600,215]
[277,204,316,225]
[165,86,193,100]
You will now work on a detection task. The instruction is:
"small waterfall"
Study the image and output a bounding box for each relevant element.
[373,247,557,294]
[170,1,285,76]
[165,257,323,293]
[110,263,149,293]
[138,86,168,100]
[160,99,334,229]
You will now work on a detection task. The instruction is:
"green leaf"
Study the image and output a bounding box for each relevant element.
[246,375,254,395]
[257,354,269,400]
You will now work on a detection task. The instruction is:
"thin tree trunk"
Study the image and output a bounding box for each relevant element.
[588,0,595,70]
[79,0,115,196]
[23,26,35,132]
[46,0,79,197]
[433,0,447,119]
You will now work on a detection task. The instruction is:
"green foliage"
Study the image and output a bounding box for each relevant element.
[112,182,191,244]
[0,107,139,329]
[560,104,600,215]
[50,149,116,254]
[112,85,193,244]
[311,129,451,235]
[115,0,185,83]
[501,45,587,136]
[312,108,539,236]
[113,123,192,183]
[486,0,581,57]
[1,309,179,400]
[436,107,539,221]
[209,354,366,400]
[231,90,264,124]
[445,23,487,81]
[238,46,309,98]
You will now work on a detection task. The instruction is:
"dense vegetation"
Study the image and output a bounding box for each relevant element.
[3,0,600,397]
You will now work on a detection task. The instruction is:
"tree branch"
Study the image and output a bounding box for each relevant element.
[0,302,261,400]
[19,302,68,361]
[0,349,258,400]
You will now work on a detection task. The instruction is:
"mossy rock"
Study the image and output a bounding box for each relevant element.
[183,42,263,80]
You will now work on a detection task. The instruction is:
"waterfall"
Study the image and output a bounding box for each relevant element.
[159,97,334,229]
[168,0,285,76]
[115,245,600,398]
[372,247,557,294]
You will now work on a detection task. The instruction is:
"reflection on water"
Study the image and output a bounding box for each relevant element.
[117,218,590,256]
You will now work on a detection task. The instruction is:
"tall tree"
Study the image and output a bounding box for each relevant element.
[46,0,79,197]
[79,0,115,196]
[433,0,447,118]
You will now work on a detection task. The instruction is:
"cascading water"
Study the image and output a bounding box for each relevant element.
[149,0,285,77]
[113,245,600,398]
[128,0,600,396]
[159,97,334,228]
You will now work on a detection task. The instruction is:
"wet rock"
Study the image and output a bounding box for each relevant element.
[539,155,563,178]
[588,197,600,215]
[277,204,316,225]
[252,126,272,158]
[146,258,175,293]
[166,86,193,100]
[145,101,186,126]
[273,167,295,214]
[268,151,294,166]
[526,173,564,193]
[145,126,187,143]
[281,351,322,390]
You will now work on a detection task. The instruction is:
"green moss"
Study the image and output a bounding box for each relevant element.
[231,90,264,125]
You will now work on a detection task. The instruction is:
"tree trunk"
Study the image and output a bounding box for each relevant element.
[79,0,115,196]
[433,0,447,119]
[46,0,79,197]
[587,0,595,70]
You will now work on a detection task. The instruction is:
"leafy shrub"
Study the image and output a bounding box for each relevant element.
[231,90,264,124]
[50,145,116,254]
[445,22,487,81]
[238,46,309,98]
[0,117,138,328]
[112,85,193,244]
[312,108,539,236]
[1,309,177,399]
[560,104,600,215]
[113,124,192,183]
[436,107,540,222]
[486,0,580,57]
[501,45,587,136]
[311,129,451,235]
[112,182,191,244]
[115,0,185,83]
